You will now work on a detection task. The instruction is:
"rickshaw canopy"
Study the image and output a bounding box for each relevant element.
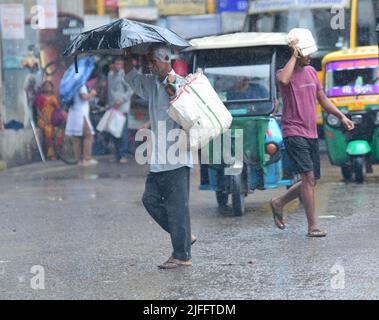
[188,32,291,116]
[322,46,379,66]
[187,32,288,51]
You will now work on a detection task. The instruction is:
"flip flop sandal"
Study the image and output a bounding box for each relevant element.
[307,229,327,237]
[158,258,192,269]
[270,199,285,230]
[158,261,181,269]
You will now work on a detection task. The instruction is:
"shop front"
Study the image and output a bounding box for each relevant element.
[0,1,84,168]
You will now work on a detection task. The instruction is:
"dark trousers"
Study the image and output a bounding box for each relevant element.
[142,167,191,261]
[115,113,129,159]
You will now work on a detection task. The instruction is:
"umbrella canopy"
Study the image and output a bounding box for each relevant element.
[59,56,96,106]
[63,18,190,57]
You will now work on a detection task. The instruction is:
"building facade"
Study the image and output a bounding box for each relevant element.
[0,0,249,169]
[0,0,84,168]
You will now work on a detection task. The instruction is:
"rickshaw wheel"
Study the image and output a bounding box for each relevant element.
[231,174,245,216]
[353,157,366,184]
[216,191,228,207]
[341,165,353,181]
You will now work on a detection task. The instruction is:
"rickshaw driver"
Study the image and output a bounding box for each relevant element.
[228,76,269,100]
[270,40,355,237]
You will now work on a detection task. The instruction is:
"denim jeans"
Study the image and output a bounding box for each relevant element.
[142,167,192,261]
[115,113,129,159]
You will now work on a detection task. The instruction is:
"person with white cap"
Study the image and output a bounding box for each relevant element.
[270,31,355,237]
[123,44,196,269]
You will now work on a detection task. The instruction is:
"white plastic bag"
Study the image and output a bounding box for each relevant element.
[287,28,318,57]
[168,73,233,150]
[96,108,126,138]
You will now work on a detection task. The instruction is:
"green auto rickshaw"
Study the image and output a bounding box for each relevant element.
[322,46,379,183]
[187,32,297,216]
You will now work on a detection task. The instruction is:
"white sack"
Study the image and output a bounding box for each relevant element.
[96,108,126,138]
[168,73,233,150]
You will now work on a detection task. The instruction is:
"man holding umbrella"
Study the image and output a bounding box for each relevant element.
[63,18,196,269]
[123,45,196,269]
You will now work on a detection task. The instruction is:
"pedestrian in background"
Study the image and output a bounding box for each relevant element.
[271,39,354,237]
[123,45,196,269]
[65,84,98,166]
[108,57,134,164]
[35,81,64,161]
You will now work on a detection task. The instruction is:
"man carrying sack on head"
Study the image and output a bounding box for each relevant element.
[270,29,355,237]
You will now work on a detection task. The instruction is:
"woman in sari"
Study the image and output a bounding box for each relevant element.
[35,81,63,160]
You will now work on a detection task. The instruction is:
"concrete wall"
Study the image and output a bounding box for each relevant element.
[0,128,43,169]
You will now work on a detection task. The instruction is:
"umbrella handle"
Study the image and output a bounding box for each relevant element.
[75,55,78,73]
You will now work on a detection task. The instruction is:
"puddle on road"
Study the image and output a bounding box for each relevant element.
[234,172,378,220]
[244,200,301,216]
[0,172,126,184]
[40,172,125,182]
[83,174,100,180]
[321,174,379,184]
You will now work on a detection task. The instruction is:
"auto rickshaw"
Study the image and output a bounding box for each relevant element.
[187,32,296,216]
[322,46,379,183]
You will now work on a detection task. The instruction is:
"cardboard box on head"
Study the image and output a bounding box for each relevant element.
[287,28,318,57]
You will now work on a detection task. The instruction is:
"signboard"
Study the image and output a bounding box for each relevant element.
[165,14,221,39]
[0,4,25,39]
[119,0,150,6]
[298,0,350,7]
[118,0,157,20]
[37,0,58,29]
[105,0,119,8]
[156,0,207,16]
[249,0,350,14]
[326,58,379,97]
[84,15,113,32]
[327,84,379,97]
[218,0,248,13]
[221,12,246,33]
[119,7,159,20]
[327,59,378,71]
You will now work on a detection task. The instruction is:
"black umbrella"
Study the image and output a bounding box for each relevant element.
[63,18,190,58]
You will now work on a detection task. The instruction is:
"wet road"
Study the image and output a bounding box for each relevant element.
[0,151,379,300]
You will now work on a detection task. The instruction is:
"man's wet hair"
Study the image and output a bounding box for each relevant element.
[150,44,172,64]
